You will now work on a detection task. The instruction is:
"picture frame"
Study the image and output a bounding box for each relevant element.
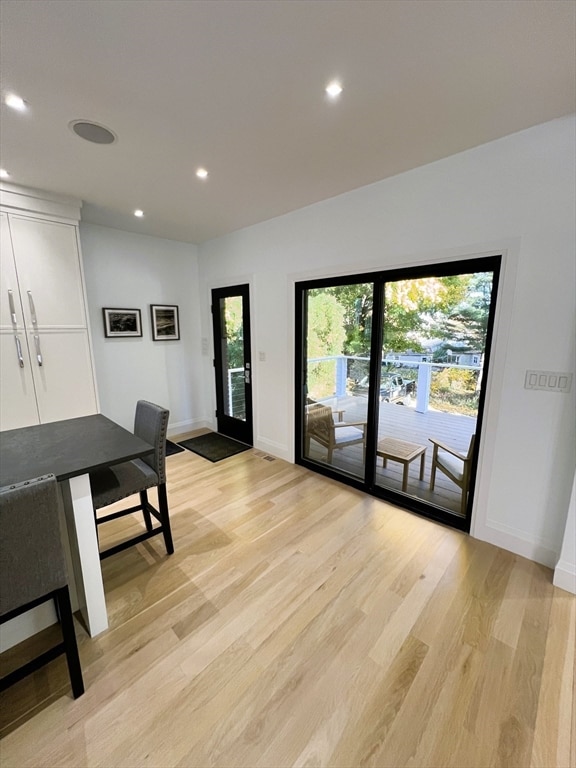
[102,308,142,338]
[150,304,180,341]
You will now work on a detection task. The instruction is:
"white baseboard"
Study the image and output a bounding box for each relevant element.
[553,560,576,594]
[167,418,209,437]
[255,437,292,462]
[474,519,558,568]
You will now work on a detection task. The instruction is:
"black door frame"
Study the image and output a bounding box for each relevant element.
[295,255,501,532]
[212,284,253,445]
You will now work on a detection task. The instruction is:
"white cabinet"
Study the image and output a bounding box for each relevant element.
[8,215,88,327]
[0,195,98,431]
[29,330,98,423]
[0,331,39,429]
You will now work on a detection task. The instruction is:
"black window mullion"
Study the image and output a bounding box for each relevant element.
[363,279,384,488]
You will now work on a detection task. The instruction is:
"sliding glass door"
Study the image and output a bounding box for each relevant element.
[301,282,374,481]
[296,257,500,531]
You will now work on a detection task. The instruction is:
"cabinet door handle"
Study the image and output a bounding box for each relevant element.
[34,334,43,366]
[27,290,39,328]
[14,335,24,368]
[8,290,18,327]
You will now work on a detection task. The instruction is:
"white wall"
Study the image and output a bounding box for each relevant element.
[80,223,206,435]
[197,115,576,568]
[554,472,576,593]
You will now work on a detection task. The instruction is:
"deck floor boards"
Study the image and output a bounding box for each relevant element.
[306,396,476,515]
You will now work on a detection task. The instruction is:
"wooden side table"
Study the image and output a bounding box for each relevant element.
[377,437,427,492]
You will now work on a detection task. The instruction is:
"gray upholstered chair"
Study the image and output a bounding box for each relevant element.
[89,400,174,560]
[0,474,84,698]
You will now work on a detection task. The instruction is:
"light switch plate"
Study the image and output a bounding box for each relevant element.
[524,370,573,393]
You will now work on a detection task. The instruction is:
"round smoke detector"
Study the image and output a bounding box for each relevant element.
[69,120,117,145]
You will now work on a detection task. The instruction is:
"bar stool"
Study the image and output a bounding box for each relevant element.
[90,400,174,560]
[0,474,84,698]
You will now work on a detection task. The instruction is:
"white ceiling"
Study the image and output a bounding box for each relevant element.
[1,0,574,244]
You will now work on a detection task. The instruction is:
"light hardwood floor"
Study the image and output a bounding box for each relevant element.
[1,436,574,767]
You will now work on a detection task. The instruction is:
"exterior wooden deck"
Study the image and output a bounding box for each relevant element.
[305,395,477,517]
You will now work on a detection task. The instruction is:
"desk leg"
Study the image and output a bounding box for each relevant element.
[61,474,108,637]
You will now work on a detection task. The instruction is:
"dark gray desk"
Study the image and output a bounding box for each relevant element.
[0,414,153,636]
[0,414,153,485]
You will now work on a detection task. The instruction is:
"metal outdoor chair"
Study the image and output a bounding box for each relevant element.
[0,474,84,699]
[89,400,174,560]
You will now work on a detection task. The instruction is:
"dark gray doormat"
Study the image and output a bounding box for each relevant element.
[178,432,251,462]
[166,440,185,456]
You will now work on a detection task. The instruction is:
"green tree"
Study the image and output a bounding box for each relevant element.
[383,276,468,354]
[306,291,346,397]
[307,291,347,356]
[324,284,373,356]
[223,296,244,367]
[428,272,493,358]
[304,273,493,388]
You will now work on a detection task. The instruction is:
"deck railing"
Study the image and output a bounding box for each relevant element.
[307,355,482,414]
[227,367,246,419]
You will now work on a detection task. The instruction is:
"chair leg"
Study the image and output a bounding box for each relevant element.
[140,490,153,532]
[430,446,439,490]
[461,487,468,517]
[157,483,174,555]
[55,586,84,699]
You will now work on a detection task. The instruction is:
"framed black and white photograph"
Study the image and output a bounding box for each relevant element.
[151,304,180,341]
[102,308,142,338]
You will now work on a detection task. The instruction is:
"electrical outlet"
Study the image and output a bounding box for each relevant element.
[524,370,573,393]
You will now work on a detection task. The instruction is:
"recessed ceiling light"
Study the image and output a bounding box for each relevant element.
[69,120,117,145]
[196,168,209,180]
[4,93,27,111]
[134,209,144,218]
[325,81,343,99]
[0,169,10,179]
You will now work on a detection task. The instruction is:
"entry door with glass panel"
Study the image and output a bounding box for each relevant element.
[211,285,253,445]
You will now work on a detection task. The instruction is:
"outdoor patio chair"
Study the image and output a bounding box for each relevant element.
[306,396,345,421]
[429,433,475,516]
[90,400,174,560]
[305,403,366,463]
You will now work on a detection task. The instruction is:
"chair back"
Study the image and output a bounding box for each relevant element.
[134,400,170,484]
[466,434,476,460]
[306,404,334,441]
[0,474,67,618]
